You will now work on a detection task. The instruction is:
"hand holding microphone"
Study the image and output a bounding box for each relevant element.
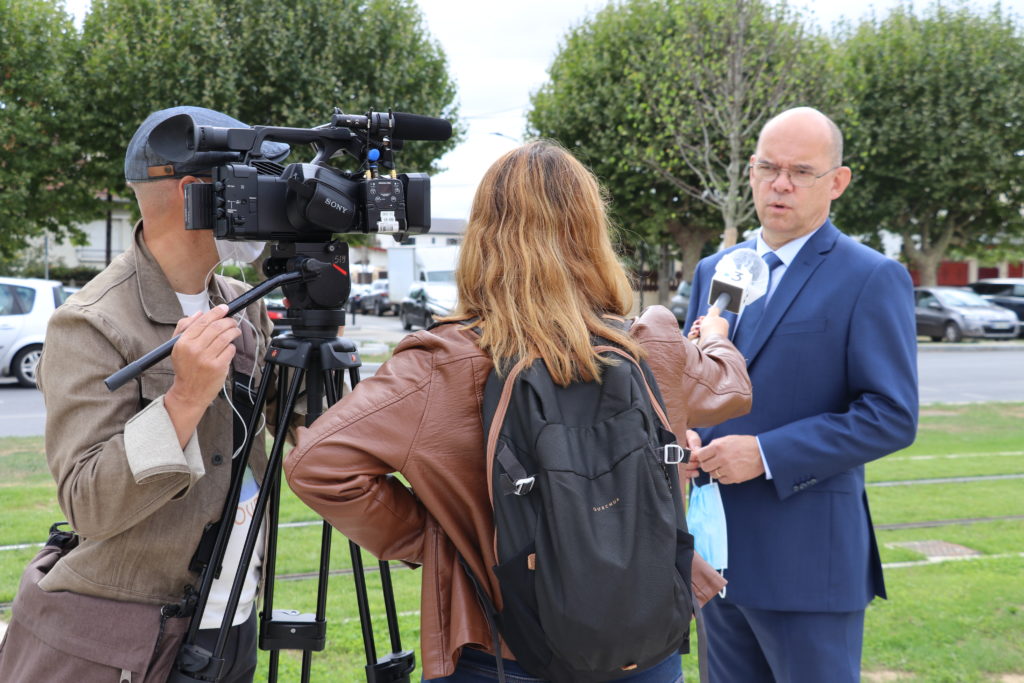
[690,305,729,341]
[689,248,771,343]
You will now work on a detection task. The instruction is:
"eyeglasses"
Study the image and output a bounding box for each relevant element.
[750,161,839,188]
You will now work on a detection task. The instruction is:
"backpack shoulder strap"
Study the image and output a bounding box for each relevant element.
[592,345,673,433]
[484,356,533,510]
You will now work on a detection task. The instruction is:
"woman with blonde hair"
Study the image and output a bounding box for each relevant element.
[284,140,751,682]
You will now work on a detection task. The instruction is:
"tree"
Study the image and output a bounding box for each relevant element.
[0,0,99,258]
[0,0,461,260]
[529,0,830,304]
[629,0,831,249]
[833,2,1024,285]
[76,0,462,200]
[529,0,720,303]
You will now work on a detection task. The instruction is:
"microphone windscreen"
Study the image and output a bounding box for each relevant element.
[392,112,453,141]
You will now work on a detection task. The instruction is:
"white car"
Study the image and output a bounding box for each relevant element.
[400,281,457,331]
[0,276,67,387]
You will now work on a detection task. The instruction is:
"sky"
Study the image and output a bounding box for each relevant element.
[63,0,1024,220]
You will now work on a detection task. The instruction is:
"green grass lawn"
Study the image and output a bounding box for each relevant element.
[1,402,1022,681]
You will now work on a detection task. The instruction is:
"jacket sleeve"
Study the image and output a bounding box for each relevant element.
[634,305,752,432]
[761,258,919,499]
[37,305,202,540]
[284,339,434,565]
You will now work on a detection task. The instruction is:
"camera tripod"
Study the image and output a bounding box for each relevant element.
[105,245,416,683]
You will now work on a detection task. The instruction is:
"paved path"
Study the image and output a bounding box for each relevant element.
[2,333,1022,438]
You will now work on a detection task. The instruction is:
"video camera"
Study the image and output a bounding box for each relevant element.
[143,108,452,332]
[149,108,451,244]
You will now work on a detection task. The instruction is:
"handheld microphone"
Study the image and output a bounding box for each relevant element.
[708,248,770,315]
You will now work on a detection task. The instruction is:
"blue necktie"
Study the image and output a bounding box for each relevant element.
[732,251,784,348]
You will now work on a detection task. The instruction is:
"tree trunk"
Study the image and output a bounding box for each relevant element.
[901,221,955,286]
[657,243,673,306]
[720,217,739,250]
[666,218,715,283]
[912,253,942,287]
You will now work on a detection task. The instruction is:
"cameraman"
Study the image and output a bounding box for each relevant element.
[0,107,288,683]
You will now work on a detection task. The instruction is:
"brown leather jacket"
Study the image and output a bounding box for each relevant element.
[284,306,751,678]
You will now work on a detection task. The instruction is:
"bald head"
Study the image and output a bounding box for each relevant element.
[749,107,852,247]
[757,107,843,167]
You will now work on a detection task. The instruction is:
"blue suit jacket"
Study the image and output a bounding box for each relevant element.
[684,221,918,612]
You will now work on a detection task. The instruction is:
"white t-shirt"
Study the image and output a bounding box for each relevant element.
[175,291,264,629]
[200,467,265,628]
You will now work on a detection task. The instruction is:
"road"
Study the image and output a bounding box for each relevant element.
[916,346,1024,404]
[2,316,1022,437]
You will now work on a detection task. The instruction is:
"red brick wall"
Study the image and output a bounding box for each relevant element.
[894,261,1022,286]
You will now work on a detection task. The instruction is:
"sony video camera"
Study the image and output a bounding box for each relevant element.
[146,108,451,326]
[148,108,452,244]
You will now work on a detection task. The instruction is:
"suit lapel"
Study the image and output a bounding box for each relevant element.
[738,222,840,366]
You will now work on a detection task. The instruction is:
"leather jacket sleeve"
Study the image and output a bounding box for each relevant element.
[633,305,752,431]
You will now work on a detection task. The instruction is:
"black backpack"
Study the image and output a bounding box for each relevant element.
[462,333,699,683]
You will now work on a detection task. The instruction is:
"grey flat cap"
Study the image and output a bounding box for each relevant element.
[124,106,290,182]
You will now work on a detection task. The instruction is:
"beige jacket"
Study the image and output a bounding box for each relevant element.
[36,225,272,605]
[285,306,752,679]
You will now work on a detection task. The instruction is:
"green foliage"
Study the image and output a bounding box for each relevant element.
[528,0,831,283]
[18,263,102,285]
[76,0,463,197]
[0,0,462,261]
[529,0,719,283]
[628,0,832,247]
[833,1,1024,283]
[0,0,102,257]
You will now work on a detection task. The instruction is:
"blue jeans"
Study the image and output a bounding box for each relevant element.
[423,648,683,682]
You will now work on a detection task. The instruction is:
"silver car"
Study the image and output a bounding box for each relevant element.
[914,286,1019,343]
[0,277,67,386]
[670,281,691,327]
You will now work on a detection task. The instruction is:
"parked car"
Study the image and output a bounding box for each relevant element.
[347,283,372,314]
[362,279,395,316]
[670,281,692,327]
[913,286,1018,342]
[400,282,457,331]
[264,287,290,336]
[966,278,1024,337]
[0,276,67,386]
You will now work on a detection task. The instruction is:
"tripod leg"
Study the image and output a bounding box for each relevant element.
[350,539,379,668]
[169,364,280,683]
[380,561,403,654]
[257,357,332,681]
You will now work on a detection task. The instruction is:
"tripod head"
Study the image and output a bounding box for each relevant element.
[263,240,351,338]
[102,240,352,391]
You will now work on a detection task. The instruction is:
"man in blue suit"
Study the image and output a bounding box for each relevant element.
[684,107,918,682]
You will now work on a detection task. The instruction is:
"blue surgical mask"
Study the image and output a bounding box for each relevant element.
[687,481,728,580]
